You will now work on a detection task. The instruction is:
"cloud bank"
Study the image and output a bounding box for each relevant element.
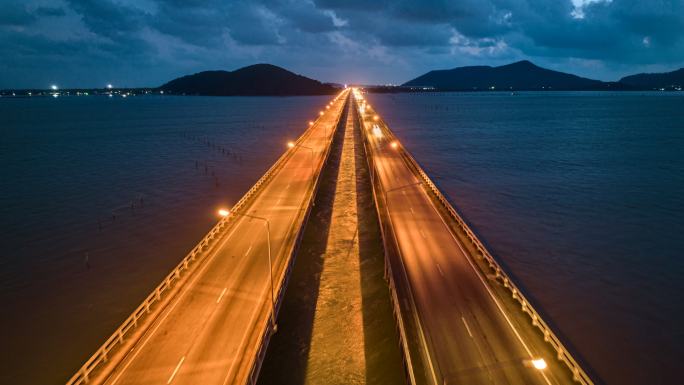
[1,0,682,87]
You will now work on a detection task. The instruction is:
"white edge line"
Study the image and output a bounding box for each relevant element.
[436,263,445,277]
[167,356,185,384]
[216,287,227,304]
[461,316,474,338]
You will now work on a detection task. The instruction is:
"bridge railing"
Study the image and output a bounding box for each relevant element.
[65,94,343,385]
[358,93,595,385]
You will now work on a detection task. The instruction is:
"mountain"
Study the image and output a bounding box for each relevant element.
[159,64,335,96]
[402,60,619,91]
[619,68,684,89]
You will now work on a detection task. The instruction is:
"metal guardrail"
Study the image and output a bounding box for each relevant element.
[358,93,595,385]
[65,92,346,385]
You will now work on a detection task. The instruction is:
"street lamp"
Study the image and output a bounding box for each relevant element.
[531,358,547,370]
[218,208,277,331]
[390,140,399,149]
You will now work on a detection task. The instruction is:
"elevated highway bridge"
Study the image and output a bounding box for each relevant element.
[66,88,594,385]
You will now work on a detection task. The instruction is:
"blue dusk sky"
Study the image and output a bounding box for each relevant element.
[1,0,683,88]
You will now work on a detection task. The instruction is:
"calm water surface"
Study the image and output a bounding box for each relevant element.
[0,95,328,384]
[2,92,683,385]
[367,91,684,385]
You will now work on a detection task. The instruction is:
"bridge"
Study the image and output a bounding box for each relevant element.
[67,88,594,385]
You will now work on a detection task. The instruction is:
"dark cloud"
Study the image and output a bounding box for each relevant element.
[66,0,146,36]
[1,0,683,88]
[150,0,230,47]
[313,0,390,11]
[0,1,37,26]
[224,3,284,45]
[34,6,67,17]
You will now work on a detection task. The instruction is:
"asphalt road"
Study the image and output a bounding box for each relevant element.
[355,91,572,385]
[100,89,350,385]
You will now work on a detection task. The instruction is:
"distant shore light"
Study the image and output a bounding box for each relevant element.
[51,85,58,90]
[107,84,113,89]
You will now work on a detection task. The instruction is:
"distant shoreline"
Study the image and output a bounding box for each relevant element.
[2,87,682,98]
[0,88,339,97]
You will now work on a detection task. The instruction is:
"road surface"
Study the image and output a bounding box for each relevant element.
[99,90,349,385]
[355,91,575,385]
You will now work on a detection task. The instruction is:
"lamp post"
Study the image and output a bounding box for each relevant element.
[218,209,277,332]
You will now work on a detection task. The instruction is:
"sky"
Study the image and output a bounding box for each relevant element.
[1,0,683,88]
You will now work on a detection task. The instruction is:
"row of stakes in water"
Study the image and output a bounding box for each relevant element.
[86,195,144,269]
[182,131,247,189]
[94,132,250,232]
[96,194,145,231]
[182,131,244,164]
[86,129,261,268]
